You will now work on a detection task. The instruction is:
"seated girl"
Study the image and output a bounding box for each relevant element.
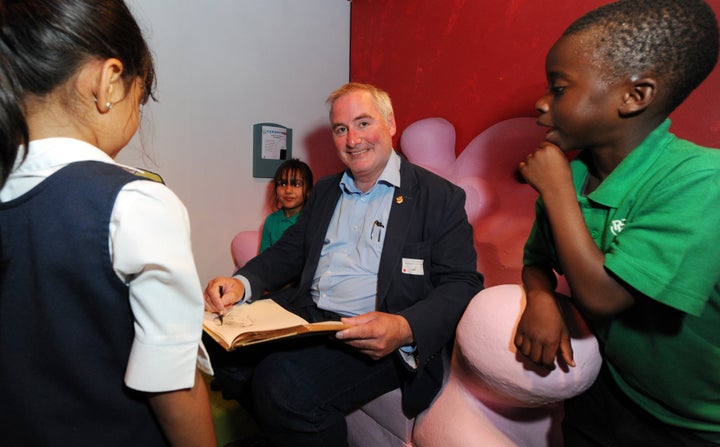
[260,159,314,252]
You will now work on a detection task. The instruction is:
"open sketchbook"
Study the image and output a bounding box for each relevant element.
[203,299,348,351]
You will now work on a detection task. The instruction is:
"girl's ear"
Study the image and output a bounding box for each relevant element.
[94,58,125,113]
[619,77,657,117]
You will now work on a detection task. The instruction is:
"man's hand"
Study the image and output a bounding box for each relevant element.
[336,312,414,360]
[204,276,244,315]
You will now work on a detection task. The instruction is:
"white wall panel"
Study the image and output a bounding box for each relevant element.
[120,0,350,282]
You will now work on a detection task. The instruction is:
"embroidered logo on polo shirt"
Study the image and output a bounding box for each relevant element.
[610,219,626,236]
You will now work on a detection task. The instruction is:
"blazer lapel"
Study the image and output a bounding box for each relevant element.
[376,159,417,307]
[300,177,343,290]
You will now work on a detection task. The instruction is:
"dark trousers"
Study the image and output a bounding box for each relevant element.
[562,365,718,446]
[206,302,405,447]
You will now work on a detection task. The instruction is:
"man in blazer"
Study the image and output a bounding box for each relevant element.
[205,83,483,447]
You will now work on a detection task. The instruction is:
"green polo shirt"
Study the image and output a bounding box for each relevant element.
[524,120,720,438]
[259,209,299,253]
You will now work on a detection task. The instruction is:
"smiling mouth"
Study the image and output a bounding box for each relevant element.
[347,148,371,157]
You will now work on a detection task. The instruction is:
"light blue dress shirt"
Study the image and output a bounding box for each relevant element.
[311,151,401,316]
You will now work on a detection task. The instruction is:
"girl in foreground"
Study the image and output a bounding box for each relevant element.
[0,1,216,445]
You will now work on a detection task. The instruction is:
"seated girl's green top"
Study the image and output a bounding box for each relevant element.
[524,119,720,440]
[259,209,299,253]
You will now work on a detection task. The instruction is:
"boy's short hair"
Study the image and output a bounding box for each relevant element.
[564,0,719,113]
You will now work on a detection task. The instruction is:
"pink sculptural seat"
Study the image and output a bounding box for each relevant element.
[412,284,601,447]
[230,230,261,271]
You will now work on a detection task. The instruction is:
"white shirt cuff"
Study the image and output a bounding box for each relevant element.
[399,344,418,369]
[125,339,200,392]
[234,274,253,303]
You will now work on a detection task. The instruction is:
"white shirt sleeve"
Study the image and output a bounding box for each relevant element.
[110,179,211,392]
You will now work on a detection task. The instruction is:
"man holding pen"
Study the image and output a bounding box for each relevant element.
[204,82,483,447]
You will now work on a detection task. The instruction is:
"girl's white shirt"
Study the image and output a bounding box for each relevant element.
[1,137,212,392]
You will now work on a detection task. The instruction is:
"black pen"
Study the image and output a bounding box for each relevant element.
[217,285,225,325]
[371,220,384,242]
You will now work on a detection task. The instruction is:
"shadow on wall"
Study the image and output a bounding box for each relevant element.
[400,117,547,286]
[303,125,346,179]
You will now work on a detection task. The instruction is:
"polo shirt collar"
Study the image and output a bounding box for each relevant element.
[583,119,674,208]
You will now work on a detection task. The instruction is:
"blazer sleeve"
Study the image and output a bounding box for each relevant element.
[237,174,339,296]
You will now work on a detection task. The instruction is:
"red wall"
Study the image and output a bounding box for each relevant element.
[350,0,720,154]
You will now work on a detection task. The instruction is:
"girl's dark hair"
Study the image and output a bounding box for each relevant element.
[271,159,314,210]
[0,0,157,187]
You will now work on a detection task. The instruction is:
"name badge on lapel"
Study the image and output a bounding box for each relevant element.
[401,258,424,276]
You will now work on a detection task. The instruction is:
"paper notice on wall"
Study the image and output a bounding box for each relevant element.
[261,125,288,160]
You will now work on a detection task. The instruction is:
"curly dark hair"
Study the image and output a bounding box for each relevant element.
[564,0,719,113]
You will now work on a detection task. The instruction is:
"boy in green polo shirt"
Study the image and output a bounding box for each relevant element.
[513,0,720,445]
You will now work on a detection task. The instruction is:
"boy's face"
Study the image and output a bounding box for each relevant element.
[536,32,628,152]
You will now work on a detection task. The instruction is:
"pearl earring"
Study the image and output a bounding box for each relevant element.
[94,96,112,112]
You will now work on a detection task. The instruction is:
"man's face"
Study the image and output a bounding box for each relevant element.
[330,89,396,190]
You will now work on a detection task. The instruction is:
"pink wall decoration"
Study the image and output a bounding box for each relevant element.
[400,117,546,286]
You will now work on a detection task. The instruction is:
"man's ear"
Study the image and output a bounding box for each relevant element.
[387,112,397,137]
[619,77,657,117]
[93,58,125,113]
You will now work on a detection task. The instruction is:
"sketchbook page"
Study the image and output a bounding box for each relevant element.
[202,299,310,343]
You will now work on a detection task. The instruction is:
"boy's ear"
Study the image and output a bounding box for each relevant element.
[619,77,657,116]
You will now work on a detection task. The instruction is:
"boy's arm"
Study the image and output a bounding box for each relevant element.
[519,142,635,317]
[148,369,217,447]
[515,264,575,369]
